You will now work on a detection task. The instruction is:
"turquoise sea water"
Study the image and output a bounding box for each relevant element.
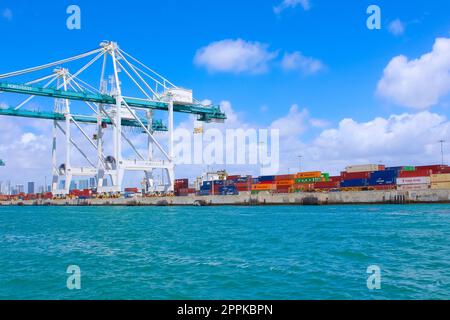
[0,204,449,300]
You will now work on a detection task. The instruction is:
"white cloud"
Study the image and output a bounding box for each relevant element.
[274,0,310,14]
[2,8,12,21]
[194,39,277,74]
[270,104,310,137]
[377,37,450,109]
[281,51,325,75]
[309,111,450,166]
[20,133,37,144]
[388,19,405,36]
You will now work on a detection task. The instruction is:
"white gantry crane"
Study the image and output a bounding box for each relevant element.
[0,41,226,195]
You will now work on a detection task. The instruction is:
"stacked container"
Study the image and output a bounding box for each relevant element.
[396,176,430,191]
[345,164,384,173]
[430,173,450,189]
[368,170,398,186]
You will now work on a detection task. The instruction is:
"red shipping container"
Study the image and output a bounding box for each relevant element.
[416,165,449,173]
[235,182,251,188]
[226,175,240,181]
[398,169,431,178]
[124,187,139,193]
[314,181,340,189]
[329,176,343,182]
[275,174,295,181]
[341,171,371,179]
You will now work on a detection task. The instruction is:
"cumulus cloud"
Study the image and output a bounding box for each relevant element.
[281,51,325,75]
[2,8,12,21]
[194,39,277,74]
[274,0,310,14]
[377,37,450,109]
[308,111,450,167]
[388,19,405,36]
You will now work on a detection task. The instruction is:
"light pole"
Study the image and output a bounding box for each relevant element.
[439,140,446,165]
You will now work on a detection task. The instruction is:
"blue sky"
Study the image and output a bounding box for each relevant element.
[1,0,450,186]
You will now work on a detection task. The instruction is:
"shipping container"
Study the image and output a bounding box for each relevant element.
[341,171,371,180]
[345,164,383,173]
[259,175,276,182]
[431,182,450,190]
[397,184,429,191]
[396,177,430,185]
[236,176,252,183]
[124,187,139,193]
[296,171,322,178]
[276,179,295,186]
[198,190,210,196]
[295,177,323,184]
[313,181,340,189]
[252,183,276,191]
[219,186,238,195]
[329,176,343,182]
[398,169,431,178]
[371,185,396,190]
[416,165,450,174]
[291,183,315,192]
[430,173,450,183]
[340,179,368,188]
[275,174,295,181]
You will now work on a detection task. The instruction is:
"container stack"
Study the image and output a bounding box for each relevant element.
[430,173,450,190]
[396,168,431,191]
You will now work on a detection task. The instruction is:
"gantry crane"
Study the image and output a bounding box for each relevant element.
[0,41,226,195]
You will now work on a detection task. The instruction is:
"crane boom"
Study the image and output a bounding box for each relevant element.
[0,82,226,122]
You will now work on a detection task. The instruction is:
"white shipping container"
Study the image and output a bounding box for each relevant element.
[345,164,380,173]
[397,184,429,191]
[396,177,430,185]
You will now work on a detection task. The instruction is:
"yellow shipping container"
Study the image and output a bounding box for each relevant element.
[431,182,450,190]
[295,171,322,179]
[430,174,450,183]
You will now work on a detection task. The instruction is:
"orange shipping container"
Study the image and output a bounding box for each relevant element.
[295,171,322,179]
[276,180,295,186]
[251,183,276,191]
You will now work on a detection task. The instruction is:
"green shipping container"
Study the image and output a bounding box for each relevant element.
[402,166,415,171]
[295,177,323,184]
[321,173,330,181]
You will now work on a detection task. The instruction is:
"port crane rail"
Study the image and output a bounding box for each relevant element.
[0,41,226,195]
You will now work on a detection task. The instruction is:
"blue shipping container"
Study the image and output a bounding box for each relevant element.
[385,166,403,172]
[370,170,398,179]
[368,177,396,185]
[219,186,238,195]
[198,190,210,196]
[259,175,276,182]
[340,179,368,188]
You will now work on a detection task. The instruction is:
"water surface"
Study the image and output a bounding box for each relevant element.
[0,205,449,299]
